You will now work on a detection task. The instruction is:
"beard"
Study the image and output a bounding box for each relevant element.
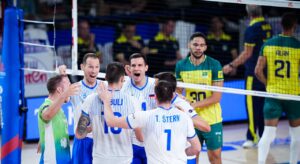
[190,51,204,59]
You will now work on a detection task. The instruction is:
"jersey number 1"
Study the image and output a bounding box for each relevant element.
[275,60,290,78]
[102,112,122,134]
[164,129,171,151]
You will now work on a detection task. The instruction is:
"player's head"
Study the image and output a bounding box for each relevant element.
[246,5,262,18]
[211,16,224,32]
[47,74,70,96]
[188,32,207,59]
[105,62,126,88]
[123,22,136,39]
[78,20,90,39]
[81,53,100,85]
[153,72,176,93]
[155,80,173,103]
[129,53,148,83]
[281,12,298,32]
[161,19,175,36]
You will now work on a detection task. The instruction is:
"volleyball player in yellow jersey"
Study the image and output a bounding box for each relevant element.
[255,13,300,164]
[175,32,224,164]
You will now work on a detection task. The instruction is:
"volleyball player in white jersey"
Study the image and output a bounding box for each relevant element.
[76,62,142,163]
[99,80,201,163]
[59,53,101,164]
[122,53,156,163]
[153,72,210,164]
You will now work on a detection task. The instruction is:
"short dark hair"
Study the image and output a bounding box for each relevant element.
[155,80,174,103]
[154,72,176,92]
[129,53,147,65]
[105,62,125,83]
[82,53,100,65]
[189,32,207,43]
[47,75,67,94]
[281,13,298,31]
[246,5,262,17]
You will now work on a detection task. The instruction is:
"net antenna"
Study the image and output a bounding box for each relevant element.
[72,0,78,72]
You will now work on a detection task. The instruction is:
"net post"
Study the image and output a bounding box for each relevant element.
[1,7,23,163]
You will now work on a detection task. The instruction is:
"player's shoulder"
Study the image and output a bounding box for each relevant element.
[205,55,222,66]
[147,77,156,85]
[85,92,98,102]
[176,57,189,67]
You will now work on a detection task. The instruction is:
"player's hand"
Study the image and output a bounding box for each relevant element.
[177,94,190,103]
[86,125,92,133]
[63,82,81,98]
[37,141,41,153]
[97,82,112,104]
[223,64,233,74]
[58,65,67,75]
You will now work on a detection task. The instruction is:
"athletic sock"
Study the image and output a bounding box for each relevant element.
[258,126,277,164]
[289,126,300,164]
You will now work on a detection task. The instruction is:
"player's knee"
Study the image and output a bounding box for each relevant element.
[258,126,276,147]
[208,150,221,164]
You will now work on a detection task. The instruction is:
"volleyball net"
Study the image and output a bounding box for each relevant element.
[15,0,300,100]
[1,0,300,162]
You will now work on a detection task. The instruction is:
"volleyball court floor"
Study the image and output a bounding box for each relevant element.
[20,120,299,164]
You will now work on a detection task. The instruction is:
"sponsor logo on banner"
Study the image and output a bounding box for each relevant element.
[24,27,54,97]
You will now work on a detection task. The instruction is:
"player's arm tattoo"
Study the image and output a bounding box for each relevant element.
[77,114,90,136]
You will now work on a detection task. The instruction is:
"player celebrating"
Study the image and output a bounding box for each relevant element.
[255,13,300,164]
[154,72,210,164]
[122,53,156,163]
[76,62,142,163]
[59,53,101,164]
[99,80,201,163]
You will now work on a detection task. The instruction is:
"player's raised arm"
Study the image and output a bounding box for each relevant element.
[97,82,129,129]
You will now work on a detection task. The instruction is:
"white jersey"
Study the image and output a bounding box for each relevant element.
[82,90,140,163]
[171,94,197,118]
[121,76,156,146]
[71,80,101,138]
[127,106,196,164]
[171,94,198,159]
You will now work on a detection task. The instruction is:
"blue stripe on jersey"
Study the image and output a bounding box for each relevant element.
[158,106,173,110]
[171,94,178,104]
[126,116,133,129]
[82,110,89,116]
[131,76,149,90]
[191,114,197,118]
[81,80,98,90]
[187,133,196,139]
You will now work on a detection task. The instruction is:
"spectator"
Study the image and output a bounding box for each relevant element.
[148,19,182,76]
[206,16,238,68]
[113,23,147,65]
[77,20,101,70]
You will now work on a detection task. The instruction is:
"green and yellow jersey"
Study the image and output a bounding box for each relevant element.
[175,55,224,125]
[260,34,300,95]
